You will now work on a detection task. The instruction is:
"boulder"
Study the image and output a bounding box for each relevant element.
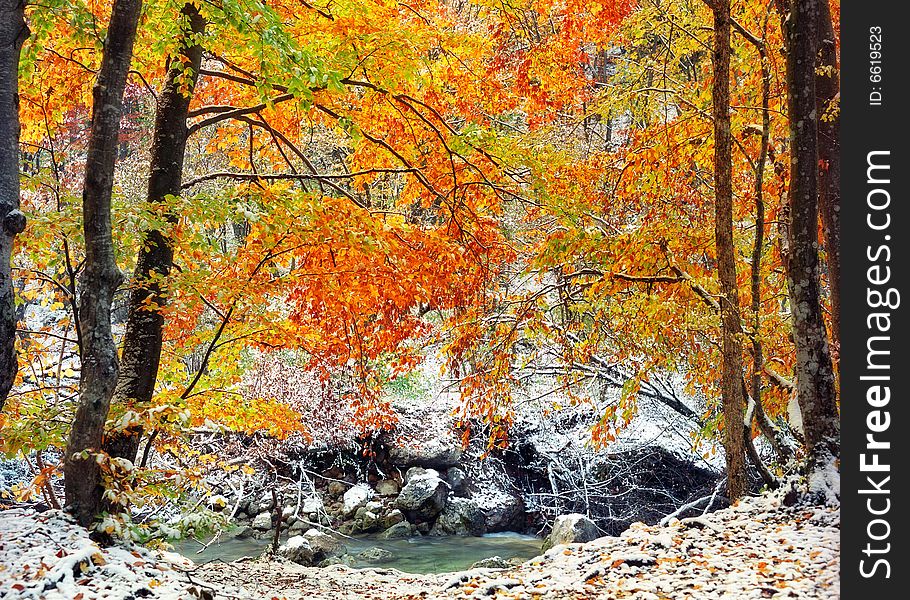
[357,547,394,563]
[353,506,381,533]
[342,485,373,516]
[303,529,346,561]
[404,467,438,484]
[251,512,272,531]
[381,509,405,529]
[431,497,486,536]
[378,521,415,539]
[474,491,525,532]
[375,479,400,496]
[287,521,308,536]
[470,556,511,569]
[542,514,600,551]
[279,536,314,565]
[445,467,467,494]
[396,471,449,521]
[327,481,347,498]
[300,495,323,515]
[389,438,463,470]
[318,553,356,568]
[255,492,275,514]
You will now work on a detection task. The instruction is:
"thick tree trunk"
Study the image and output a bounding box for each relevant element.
[710,0,748,501]
[783,0,840,488]
[63,0,143,527]
[815,0,840,353]
[0,1,28,411]
[103,3,206,467]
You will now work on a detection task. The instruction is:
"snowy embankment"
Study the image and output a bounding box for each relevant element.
[1,490,838,599]
[0,508,204,599]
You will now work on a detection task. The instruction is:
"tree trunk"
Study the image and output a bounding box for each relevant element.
[815,0,840,353]
[0,1,28,411]
[103,3,206,467]
[63,0,143,527]
[710,0,748,501]
[783,0,840,487]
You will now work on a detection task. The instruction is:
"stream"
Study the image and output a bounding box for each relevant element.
[174,530,542,574]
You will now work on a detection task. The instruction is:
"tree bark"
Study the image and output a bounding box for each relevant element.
[0,1,28,411]
[815,0,840,353]
[63,0,143,527]
[710,0,748,501]
[783,0,840,483]
[103,3,206,467]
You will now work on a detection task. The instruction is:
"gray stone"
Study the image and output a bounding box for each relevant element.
[431,497,486,536]
[476,492,526,532]
[318,553,356,568]
[542,514,600,551]
[378,521,415,539]
[251,512,272,531]
[256,492,275,514]
[375,479,400,496]
[396,472,449,521]
[381,509,405,529]
[358,547,394,563]
[389,438,463,470]
[470,556,511,569]
[303,528,346,561]
[404,466,438,484]
[446,467,467,493]
[279,535,314,565]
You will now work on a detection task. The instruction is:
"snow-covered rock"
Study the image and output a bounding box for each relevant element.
[396,470,449,521]
[342,484,373,516]
[542,513,600,550]
[389,438,463,470]
[251,511,273,530]
[279,535,314,565]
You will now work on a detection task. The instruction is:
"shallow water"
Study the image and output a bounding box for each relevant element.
[174,530,542,574]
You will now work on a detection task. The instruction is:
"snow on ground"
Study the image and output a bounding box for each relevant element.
[0,508,204,599]
[433,492,839,600]
[1,490,838,599]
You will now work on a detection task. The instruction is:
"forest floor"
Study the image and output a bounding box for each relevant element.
[1,491,839,599]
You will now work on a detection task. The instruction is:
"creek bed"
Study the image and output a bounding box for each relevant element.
[174,530,542,574]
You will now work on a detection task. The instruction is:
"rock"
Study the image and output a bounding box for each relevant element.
[303,529,346,561]
[279,536,314,565]
[445,467,467,493]
[396,471,449,521]
[255,492,275,514]
[389,438,463,470]
[375,479,400,496]
[300,495,323,515]
[230,526,255,540]
[353,507,381,533]
[357,547,394,563]
[327,481,347,498]
[251,512,272,531]
[318,553,356,568]
[287,521,307,536]
[431,497,486,536]
[404,466,438,484]
[342,485,373,516]
[378,521,415,539]
[474,491,526,532]
[381,509,405,529]
[542,514,600,551]
[470,556,511,569]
